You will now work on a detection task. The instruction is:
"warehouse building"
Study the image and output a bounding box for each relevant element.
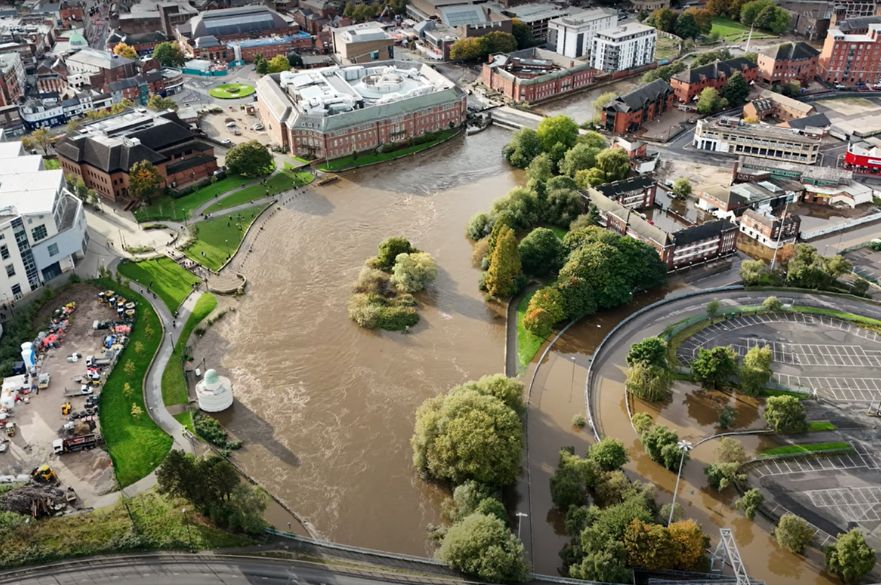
[693,118,821,164]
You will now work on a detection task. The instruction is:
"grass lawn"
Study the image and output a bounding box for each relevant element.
[762,441,851,457]
[318,129,460,172]
[0,490,249,568]
[183,204,268,271]
[807,420,837,432]
[117,258,200,313]
[94,279,173,488]
[710,16,777,41]
[517,289,545,370]
[204,170,313,214]
[655,34,680,62]
[208,82,256,99]
[174,411,195,433]
[134,176,253,222]
[162,293,217,406]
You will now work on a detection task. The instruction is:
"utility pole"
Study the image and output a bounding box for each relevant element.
[667,440,692,526]
[515,512,528,540]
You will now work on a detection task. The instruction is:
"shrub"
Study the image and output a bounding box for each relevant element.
[391,252,437,293]
[775,514,814,554]
[572,414,586,428]
[194,412,242,451]
[735,488,763,520]
[764,395,807,433]
[372,236,415,271]
[437,513,529,582]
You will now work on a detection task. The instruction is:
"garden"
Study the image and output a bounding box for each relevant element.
[203,169,313,214]
[162,293,217,407]
[208,82,256,100]
[133,175,253,222]
[183,204,269,271]
[117,257,200,312]
[710,16,777,41]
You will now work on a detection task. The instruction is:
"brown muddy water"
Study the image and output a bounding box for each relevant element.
[198,128,518,554]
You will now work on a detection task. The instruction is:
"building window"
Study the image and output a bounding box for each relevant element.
[0,245,8,260]
[31,225,48,242]
[5,264,14,277]
[48,243,59,257]
[11,284,21,298]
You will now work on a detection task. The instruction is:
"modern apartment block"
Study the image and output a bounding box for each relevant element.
[590,23,656,72]
[818,16,881,84]
[257,61,466,161]
[0,133,88,300]
[547,7,617,59]
[757,41,819,83]
[500,3,571,42]
[56,109,218,201]
[693,118,821,164]
[480,47,594,104]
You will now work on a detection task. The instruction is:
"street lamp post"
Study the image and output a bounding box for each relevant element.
[667,440,692,527]
[515,512,528,540]
[181,506,194,552]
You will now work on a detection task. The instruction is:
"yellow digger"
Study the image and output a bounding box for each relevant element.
[31,464,57,484]
[61,402,71,416]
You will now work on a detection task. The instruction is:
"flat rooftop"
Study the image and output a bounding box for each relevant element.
[595,22,654,39]
[0,168,63,217]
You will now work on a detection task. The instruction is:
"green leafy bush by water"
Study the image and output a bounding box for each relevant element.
[194,412,242,452]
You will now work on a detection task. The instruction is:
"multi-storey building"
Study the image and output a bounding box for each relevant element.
[19,91,113,130]
[65,47,138,91]
[818,16,881,84]
[757,41,819,83]
[0,15,56,71]
[698,178,802,220]
[670,57,758,103]
[739,208,801,249]
[56,109,218,201]
[331,22,394,64]
[631,0,670,10]
[175,5,301,59]
[547,7,617,59]
[59,1,86,30]
[742,88,816,121]
[602,79,674,134]
[498,3,572,42]
[0,52,24,108]
[112,0,196,37]
[592,175,656,209]
[590,23,656,72]
[480,47,595,104]
[693,118,821,163]
[0,133,89,300]
[257,61,466,161]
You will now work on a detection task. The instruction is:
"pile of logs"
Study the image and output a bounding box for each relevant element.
[0,485,66,518]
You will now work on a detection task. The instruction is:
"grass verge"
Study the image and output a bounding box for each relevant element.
[174,411,195,433]
[204,170,313,214]
[710,16,776,41]
[208,82,255,99]
[94,278,172,487]
[317,128,460,172]
[807,420,837,432]
[761,387,811,400]
[117,258,200,313]
[134,176,253,222]
[517,289,544,370]
[162,293,217,406]
[0,490,250,568]
[183,204,268,271]
[761,441,851,457]
[790,305,881,333]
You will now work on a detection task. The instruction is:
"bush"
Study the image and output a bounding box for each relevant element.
[735,488,763,519]
[523,286,566,338]
[518,227,565,277]
[775,513,814,554]
[762,296,782,312]
[764,395,806,433]
[347,293,418,330]
[194,413,242,451]
[572,414,586,428]
[391,252,437,293]
[372,236,415,271]
[437,513,529,582]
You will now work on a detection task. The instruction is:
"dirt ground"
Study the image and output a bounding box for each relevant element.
[657,158,733,190]
[2,283,120,505]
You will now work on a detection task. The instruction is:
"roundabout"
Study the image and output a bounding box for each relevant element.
[208,82,256,99]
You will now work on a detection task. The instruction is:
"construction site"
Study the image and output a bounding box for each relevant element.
[0,284,134,519]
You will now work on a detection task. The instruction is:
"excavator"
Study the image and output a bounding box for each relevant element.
[60,402,71,416]
[31,464,57,484]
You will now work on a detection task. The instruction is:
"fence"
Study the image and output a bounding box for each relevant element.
[800,211,881,240]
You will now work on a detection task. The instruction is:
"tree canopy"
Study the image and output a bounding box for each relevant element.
[537,116,580,162]
[266,55,290,73]
[113,42,137,60]
[502,128,542,169]
[224,141,274,177]
[484,225,522,298]
[763,395,806,433]
[128,160,163,202]
[152,41,186,67]
[691,346,738,389]
[437,513,529,582]
[740,345,772,395]
[826,529,876,584]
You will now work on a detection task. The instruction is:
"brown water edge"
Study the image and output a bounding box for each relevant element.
[194,128,521,555]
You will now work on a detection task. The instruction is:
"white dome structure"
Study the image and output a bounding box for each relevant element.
[195,369,233,412]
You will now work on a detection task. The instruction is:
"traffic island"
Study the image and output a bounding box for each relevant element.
[208,82,256,100]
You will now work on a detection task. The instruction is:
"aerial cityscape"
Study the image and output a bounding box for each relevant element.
[1,0,881,584]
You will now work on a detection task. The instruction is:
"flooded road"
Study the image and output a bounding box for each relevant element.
[198,128,518,554]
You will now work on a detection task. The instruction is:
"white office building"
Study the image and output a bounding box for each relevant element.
[590,22,656,72]
[547,7,617,59]
[0,132,88,301]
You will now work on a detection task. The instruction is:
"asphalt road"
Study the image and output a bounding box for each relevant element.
[0,554,451,585]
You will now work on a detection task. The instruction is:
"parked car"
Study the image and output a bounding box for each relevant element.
[220,138,231,145]
[225,121,237,128]
[252,123,264,131]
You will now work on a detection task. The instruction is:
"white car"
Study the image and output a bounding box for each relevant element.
[253,123,264,131]
[220,138,231,145]
[225,121,237,128]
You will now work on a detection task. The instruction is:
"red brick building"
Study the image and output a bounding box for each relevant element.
[480,47,594,104]
[176,5,301,58]
[602,79,674,135]
[56,110,218,202]
[670,57,758,103]
[818,17,881,85]
[59,1,85,29]
[0,53,25,108]
[757,42,819,84]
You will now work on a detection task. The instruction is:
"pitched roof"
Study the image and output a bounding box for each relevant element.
[596,175,654,198]
[761,42,818,61]
[783,112,830,129]
[672,57,754,84]
[606,79,671,113]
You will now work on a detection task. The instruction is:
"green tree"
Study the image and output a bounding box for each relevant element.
[735,488,763,519]
[455,374,525,414]
[518,227,565,277]
[762,296,782,312]
[786,244,850,289]
[543,186,584,227]
[254,55,268,75]
[685,7,714,33]
[740,0,774,24]
[550,448,599,511]
[764,395,806,433]
[536,115,579,162]
[373,236,415,271]
[632,412,654,435]
[626,362,672,402]
[479,31,517,56]
[437,513,529,582]
[627,337,668,368]
[691,346,738,389]
[674,11,701,39]
[266,54,290,73]
[558,143,601,177]
[449,481,494,521]
[113,42,137,60]
[224,140,274,177]
[646,7,677,32]
[502,128,542,168]
[128,160,163,202]
[146,94,177,111]
[826,529,876,584]
[484,225,522,298]
[511,19,534,48]
[523,286,566,337]
[577,130,607,149]
[589,438,628,471]
[741,259,775,285]
[775,513,814,554]
[411,388,523,487]
[754,4,789,33]
[555,275,597,321]
[741,345,772,395]
[705,462,745,490]
[706,299,721,322]
[624,518,676,570]
[671,178,692,199]
[23,128,53,154]
[449,37,484,62]
[721,71,750,106]
[152,41,186,67]
[591,91,617,124]
[593,147,631,183]
[697,87,722,115]
[287,52,304,68]
[391,252,437,293]
[525,152,555,186]
[641,424,683,470]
